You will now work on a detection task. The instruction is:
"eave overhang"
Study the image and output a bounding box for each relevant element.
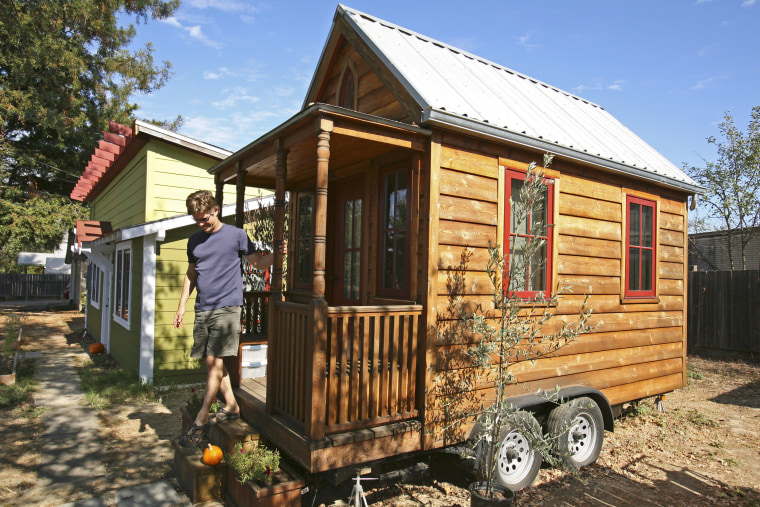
[422,108,704,195]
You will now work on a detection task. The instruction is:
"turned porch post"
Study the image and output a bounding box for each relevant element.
[305,117,332,439]
[214,174,224,217]
[267,141,288,413]
[235,161,245,229]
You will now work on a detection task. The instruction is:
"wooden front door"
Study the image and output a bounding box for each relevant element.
[329,179,363,306]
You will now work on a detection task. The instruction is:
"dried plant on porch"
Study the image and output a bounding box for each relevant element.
[438,154,595,496]
[242,193,289,292]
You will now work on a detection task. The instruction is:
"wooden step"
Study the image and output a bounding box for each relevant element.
[181,404,261,453]
[172,438,227,504]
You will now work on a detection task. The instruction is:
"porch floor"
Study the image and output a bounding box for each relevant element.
[235,376,424,473]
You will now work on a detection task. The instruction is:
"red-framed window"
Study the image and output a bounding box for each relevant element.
[626,195,656,298]
[378,165,410,297]
[503,168,554,298]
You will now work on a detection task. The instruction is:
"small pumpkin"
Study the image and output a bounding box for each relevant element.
[203,444,223,466]
[89,342,105,354]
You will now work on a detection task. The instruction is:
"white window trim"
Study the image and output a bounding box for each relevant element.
[90,264,102,309]
[113,241,132,330]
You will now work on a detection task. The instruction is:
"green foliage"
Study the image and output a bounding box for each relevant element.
[185,386,221,416]
[0,191,87,273]
[686,364,704,380]
[226,440,280,485]
[686,409,717,428]
[0,359,38,411]
[77,356,159,409]
[686,106,760,269]
[0,0,180,196]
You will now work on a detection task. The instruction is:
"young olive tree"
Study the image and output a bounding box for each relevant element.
[440,155,594,497]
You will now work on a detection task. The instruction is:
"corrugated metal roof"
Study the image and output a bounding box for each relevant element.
[338,5,700,192]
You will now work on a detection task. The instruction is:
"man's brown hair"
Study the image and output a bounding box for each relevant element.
[186,190,218,215]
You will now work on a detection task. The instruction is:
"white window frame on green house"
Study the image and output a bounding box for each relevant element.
[90,263,102,309]
[113,241,132,330]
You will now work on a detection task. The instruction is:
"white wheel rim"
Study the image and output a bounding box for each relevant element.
[566,412,597,462]
[496,429,536,484]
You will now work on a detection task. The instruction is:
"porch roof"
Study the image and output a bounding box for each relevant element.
[207,103,431,187]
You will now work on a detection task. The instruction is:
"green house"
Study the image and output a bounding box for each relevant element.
[69,120,265,383]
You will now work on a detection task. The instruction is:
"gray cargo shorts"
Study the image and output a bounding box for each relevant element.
[190,305,241,359]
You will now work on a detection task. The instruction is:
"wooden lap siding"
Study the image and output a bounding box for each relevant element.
[432,141,687,439]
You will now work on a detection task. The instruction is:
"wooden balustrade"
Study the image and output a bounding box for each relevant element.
[268,302,422,438]
[242,291,269,336]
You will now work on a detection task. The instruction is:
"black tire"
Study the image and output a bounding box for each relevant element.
[546,396,604,469]
[478,410,543,491]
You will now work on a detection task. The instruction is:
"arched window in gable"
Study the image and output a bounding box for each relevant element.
[338,63,356,110]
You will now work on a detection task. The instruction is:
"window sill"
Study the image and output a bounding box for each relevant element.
[621,296,660,304]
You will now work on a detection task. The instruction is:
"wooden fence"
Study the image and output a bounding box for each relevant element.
[688,270,760,358]
[0,274,69,300]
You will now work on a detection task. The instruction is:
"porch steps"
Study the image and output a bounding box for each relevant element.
[174,407,261,504]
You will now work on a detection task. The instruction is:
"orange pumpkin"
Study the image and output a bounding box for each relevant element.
[89,342,105,354]
[203,444,223,466]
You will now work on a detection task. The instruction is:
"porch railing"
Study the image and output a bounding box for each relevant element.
[242,291,269,336]
[269,302,422,438]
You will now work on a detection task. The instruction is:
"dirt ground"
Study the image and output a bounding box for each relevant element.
[1,306,759,506]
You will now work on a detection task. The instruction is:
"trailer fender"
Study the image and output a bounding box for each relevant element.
[468,386,614,442]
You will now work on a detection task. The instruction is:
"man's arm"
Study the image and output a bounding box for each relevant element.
[244,242,287,271]
[174,263,197,328]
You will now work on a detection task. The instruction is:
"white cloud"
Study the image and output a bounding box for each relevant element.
[742,0,756,6]
[182,107,297,151]
[691,75,728,90]
[212,87,260,109]
[515,32,540,51]
[204,67,234,80]
[573,78,625,94]
[160,16,223,49]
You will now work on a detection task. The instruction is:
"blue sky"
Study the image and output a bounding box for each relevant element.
[124,0,759,173]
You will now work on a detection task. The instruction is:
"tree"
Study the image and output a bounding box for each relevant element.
[0,0,180,196]
[0,184,87,273]
[686,106,760,270]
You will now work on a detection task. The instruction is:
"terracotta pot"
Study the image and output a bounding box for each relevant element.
[469,481,514,507]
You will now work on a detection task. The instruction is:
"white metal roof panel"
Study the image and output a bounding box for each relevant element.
[338,5,699,191]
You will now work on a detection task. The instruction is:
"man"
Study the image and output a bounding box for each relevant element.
[174,190,285,447]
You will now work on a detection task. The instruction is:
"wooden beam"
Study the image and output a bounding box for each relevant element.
[236,161,245,228]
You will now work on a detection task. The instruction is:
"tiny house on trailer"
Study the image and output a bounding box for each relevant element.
[213,5,702,490]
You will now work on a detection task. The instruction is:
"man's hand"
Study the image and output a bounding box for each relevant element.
[173,307,185,328]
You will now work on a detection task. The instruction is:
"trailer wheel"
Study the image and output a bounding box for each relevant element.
[479,410,543,491]
[547,396,604,469]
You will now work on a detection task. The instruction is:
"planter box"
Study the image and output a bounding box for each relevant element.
[0,329,22,386]
[226,462,305,507]
[173,439,227,504]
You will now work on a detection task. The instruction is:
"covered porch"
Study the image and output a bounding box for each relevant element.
[212,104,431,473]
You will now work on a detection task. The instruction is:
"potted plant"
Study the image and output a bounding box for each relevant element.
[225,440,305,507]
[440,155,594,505]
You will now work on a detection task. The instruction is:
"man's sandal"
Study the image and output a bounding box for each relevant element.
[210,408,240,424]
[178,423,207,447]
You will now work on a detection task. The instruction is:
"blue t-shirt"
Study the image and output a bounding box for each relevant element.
[187,224,266,311]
